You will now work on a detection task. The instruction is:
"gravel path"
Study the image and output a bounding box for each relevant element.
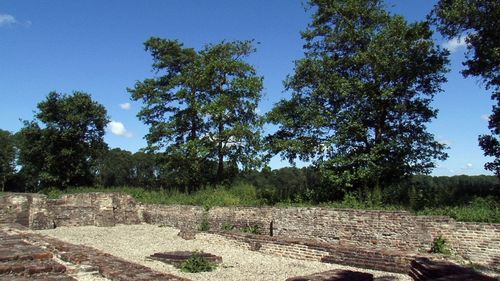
[37,224,411,281]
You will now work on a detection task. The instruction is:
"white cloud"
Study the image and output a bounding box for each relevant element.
[107,120,133,138]
[442,37,467,53]
[481,114,490,121]
[0,14,16,26]
[119,102,131,110]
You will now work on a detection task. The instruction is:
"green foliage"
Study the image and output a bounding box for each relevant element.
[0,129,16,192]
[418,197,500,223]
[45,187,64,199]
[431,235,451,255]
[267,0,449,193]
[40,173,500,223]
[179,252,217,273]
[387,175,500,210]
[198,215,210,232]
[431,0,500,177]
[242,224,261,235]
[325,192,402,211]
[129,38,264,190]
[431,0,499,89]
[96,148,134,187]
[237,166,329,203]
[17,92,109,191]
[95,149,160,188]
[221,222,234,231]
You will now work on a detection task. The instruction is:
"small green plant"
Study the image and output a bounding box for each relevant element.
[242,224,261,235]
[221,222,234,231]
[198,218,210,231]
[431,235,451,255]
[179,252,216,273]
[44,187,64,199]
[198,214,210,232]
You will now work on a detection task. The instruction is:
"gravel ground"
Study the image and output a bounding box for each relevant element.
[37,224,412,281]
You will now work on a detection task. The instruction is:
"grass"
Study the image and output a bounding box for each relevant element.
[40,185,500,223]
[43,183,266,207]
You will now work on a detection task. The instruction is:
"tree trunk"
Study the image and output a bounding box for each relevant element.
[216,122,224,183]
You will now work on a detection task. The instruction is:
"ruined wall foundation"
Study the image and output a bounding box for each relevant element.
[1,192,498,271]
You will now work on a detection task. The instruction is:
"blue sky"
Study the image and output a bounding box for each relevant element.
[0,0,495,176]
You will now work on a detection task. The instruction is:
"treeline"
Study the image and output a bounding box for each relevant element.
[0,0,499,207]
[238,170,500,209]
[3,132,499,209]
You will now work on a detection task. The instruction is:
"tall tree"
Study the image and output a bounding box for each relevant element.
[18,92,108,190]
[430,0,500,177]
[129,38,263,190]
[0,129,16,192]
[96,148,134,187]
[200,42,264,182]
[267,0,449,195]
[132,151,158,188]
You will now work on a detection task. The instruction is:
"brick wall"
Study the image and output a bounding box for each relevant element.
[0,192,498,270]
[273,208,456,251]
[449,222,500,269]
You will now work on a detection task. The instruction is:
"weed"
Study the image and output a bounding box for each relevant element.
[198,214,210,232]
[431,235,451,255]
[221,222,234,231]
[179,252,216,273]
[242,224,261,235]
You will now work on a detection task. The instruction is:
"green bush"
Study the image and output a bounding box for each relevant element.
[431,235,451,255]
[45,187,64,199]
[179,252,217,273]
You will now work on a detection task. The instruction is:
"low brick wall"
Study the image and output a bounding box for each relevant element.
[1,192,499,271]
[450,222,500,269]
[141,204,204,230]
[0,224,188,281]
[216,231,425,273]
[273,208,453,251]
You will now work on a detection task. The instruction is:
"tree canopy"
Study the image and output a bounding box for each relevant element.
[267,0,449,194]
[129,38,264,190]
[17,92,108,190]
[0,129,16,192]
[431,0,500,177]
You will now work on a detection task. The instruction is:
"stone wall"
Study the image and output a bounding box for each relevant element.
[0,192,498,270]
[0,192,140,230]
